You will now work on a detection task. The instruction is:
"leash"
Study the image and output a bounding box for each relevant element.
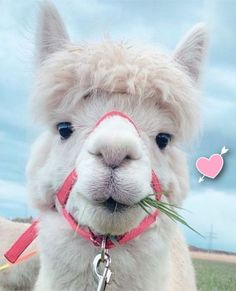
[4,111,163,291]
[0,250,37,272]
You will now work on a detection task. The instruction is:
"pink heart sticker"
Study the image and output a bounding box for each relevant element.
[196,154,224,179]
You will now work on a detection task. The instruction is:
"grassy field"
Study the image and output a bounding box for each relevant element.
[193,258,236,291]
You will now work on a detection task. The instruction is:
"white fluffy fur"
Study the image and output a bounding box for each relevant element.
[0,1,208,290]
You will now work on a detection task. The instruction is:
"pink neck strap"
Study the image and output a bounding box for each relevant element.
[4,111,162,264]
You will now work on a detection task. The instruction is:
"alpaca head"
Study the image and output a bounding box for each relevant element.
[26,2,207,235]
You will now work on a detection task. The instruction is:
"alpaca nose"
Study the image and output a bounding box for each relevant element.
[95,136,141,168]
[87,128,142,169]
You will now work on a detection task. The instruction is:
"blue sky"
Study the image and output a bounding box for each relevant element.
[0,0,235,252]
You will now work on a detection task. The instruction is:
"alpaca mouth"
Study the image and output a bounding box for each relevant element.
[102,197,130,212]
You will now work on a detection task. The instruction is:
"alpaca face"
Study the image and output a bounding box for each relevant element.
[66,101,158,235]
[26,3,207,236]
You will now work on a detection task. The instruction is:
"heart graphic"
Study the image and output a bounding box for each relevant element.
[196,154,224,179]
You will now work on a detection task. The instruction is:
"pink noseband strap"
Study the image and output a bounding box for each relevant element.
[4,111,162,263]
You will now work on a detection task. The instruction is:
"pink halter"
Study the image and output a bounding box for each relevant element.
[5,111,162,264]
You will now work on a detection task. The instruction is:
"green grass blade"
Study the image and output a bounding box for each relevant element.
[139,196,203,238]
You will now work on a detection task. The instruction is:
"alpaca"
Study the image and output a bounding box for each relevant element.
[2,1,208,290]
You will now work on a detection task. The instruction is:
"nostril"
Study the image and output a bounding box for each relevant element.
[110,164,118,170]
[88,150,103,159]
[90,151,137,169]
[104,153,132,169]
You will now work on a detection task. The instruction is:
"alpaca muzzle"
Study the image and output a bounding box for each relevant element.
[87,111,142,169]
[4,111,163,264]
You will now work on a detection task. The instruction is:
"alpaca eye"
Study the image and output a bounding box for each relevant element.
[57,122,73,140]
[155,133,171,150]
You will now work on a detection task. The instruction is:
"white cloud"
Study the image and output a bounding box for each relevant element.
[204,96,236,118]
[201,95,236,132]
[0,179,26,202]
[0,179,32,218]
[182,189,236,252]
[207,66,236,93]
[0,179,36,218]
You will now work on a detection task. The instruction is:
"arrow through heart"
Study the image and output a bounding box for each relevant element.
[196,146,229,183]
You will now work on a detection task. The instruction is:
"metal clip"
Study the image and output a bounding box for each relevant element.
[93,252,112,291]
[93,236,112,291]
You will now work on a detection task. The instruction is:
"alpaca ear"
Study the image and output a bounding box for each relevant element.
[174,23,208,82]
[36,1,69,63]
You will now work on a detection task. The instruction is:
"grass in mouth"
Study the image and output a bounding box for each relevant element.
[139,194,203,237]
